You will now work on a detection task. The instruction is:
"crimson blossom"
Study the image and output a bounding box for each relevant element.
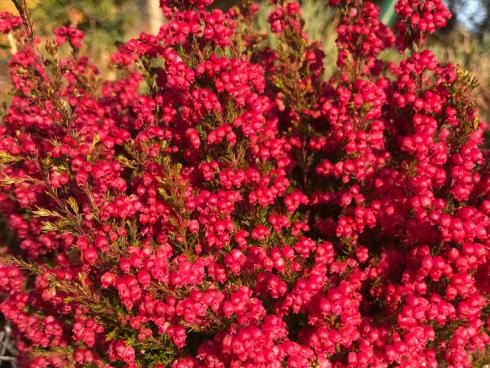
[0,0,489,367]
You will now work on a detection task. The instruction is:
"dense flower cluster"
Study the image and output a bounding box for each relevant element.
[0,11,22,34]
[0,0,488,367]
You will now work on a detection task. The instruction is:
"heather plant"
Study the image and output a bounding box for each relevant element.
[254,0,338,77]
[0,0,489,367]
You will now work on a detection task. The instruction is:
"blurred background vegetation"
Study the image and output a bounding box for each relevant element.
[0,0,489,120]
